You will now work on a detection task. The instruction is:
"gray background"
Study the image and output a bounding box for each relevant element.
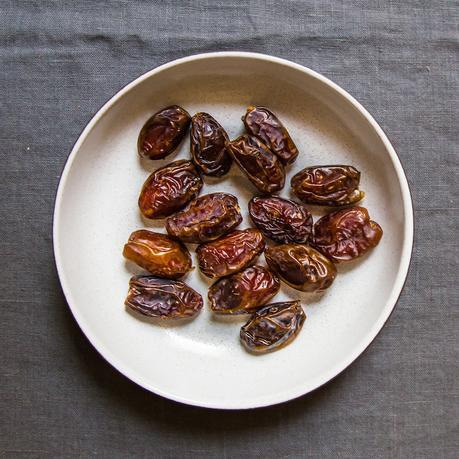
[1,1,458,457]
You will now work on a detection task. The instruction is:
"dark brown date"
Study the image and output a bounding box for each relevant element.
[208,265,280,314]
[240,301,306,353]
[196,228,265,279]
[125,275,203,319]
[165,193,242,244]
[243,106,298,165]
[311,206,383,262]
[123,230,192,279]
[249,196,313,244]
[138,160,203,219]
[291,165,365,206]
[190,112,232,176]
[138,105,191,160]
[265,244,336,292]
[226,135,285,193]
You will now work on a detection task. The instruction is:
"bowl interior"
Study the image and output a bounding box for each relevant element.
[55,54,412,408]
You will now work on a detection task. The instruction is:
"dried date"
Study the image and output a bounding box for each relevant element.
[291,165,364,206]
[138,160,203,219]
[243,106,298,165]
[249,195,312,244]
[265,244,336,292]
[123,229,192,279]
[138,105,190,160]
[125,275,203,319]
[165,192,242,244]
[311,206,383,262]
[226,135,285,193]
[190,112,232,176]
[240,301,306,353]
[208,265,280,314]
[196,228,265,279]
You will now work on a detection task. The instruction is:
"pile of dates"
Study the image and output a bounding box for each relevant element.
[123,104,383,354]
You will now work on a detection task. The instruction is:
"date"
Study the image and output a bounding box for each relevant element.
[226,135,285,193]
[311,206,383,262]
[165,192,242,243]
[138,160,203,219]
[123,230,192,279]
[243,106,298,165]
[249,196,312,244]
[265,244,336,292]
[196,228,265,278]
[208,265,280,314]
[291,165,365,206]
[190,112,232,176]
[125,275,203,319]
[138,105,190,160]
[240,301,306,353]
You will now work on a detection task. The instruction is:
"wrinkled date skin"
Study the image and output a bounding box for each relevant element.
[165,193,242,244]
[243,106,299,165]
[196,228,265,279]
[190,112,232,176]
[265,244,336,292]
[240,301,306,354]
[137,105,191,160]
[226,135,285,193]
[249,196,313,244]
[311,206,383,262]
[138,160,203,219]
[208,265,280,314]
[125,276,203,319]
[123,230,192,279]
[291,165,365,206]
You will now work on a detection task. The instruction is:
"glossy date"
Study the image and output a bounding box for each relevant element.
[138,105,190,160]
[265,244,336,292]
[123,230,192,279]
[190,112,232,176]
[138,160,203,219]
[249,196,313,244]
[196,228,265,279]
[165,193,242,244]
[226,135,285,193]
[125,275,203,319]
[240,301,306,353]
[311,206,383,262]
[291,165,364,206]
[243,106,298,165]
[208,265,280,314]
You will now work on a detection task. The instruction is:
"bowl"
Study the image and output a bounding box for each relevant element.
[53,52,413,409]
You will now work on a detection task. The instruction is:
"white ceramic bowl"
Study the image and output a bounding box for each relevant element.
[53,52,413,409]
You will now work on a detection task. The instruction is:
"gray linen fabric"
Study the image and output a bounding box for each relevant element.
[1,1,458,457]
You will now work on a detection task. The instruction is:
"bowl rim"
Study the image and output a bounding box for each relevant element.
[53,51,414,410]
